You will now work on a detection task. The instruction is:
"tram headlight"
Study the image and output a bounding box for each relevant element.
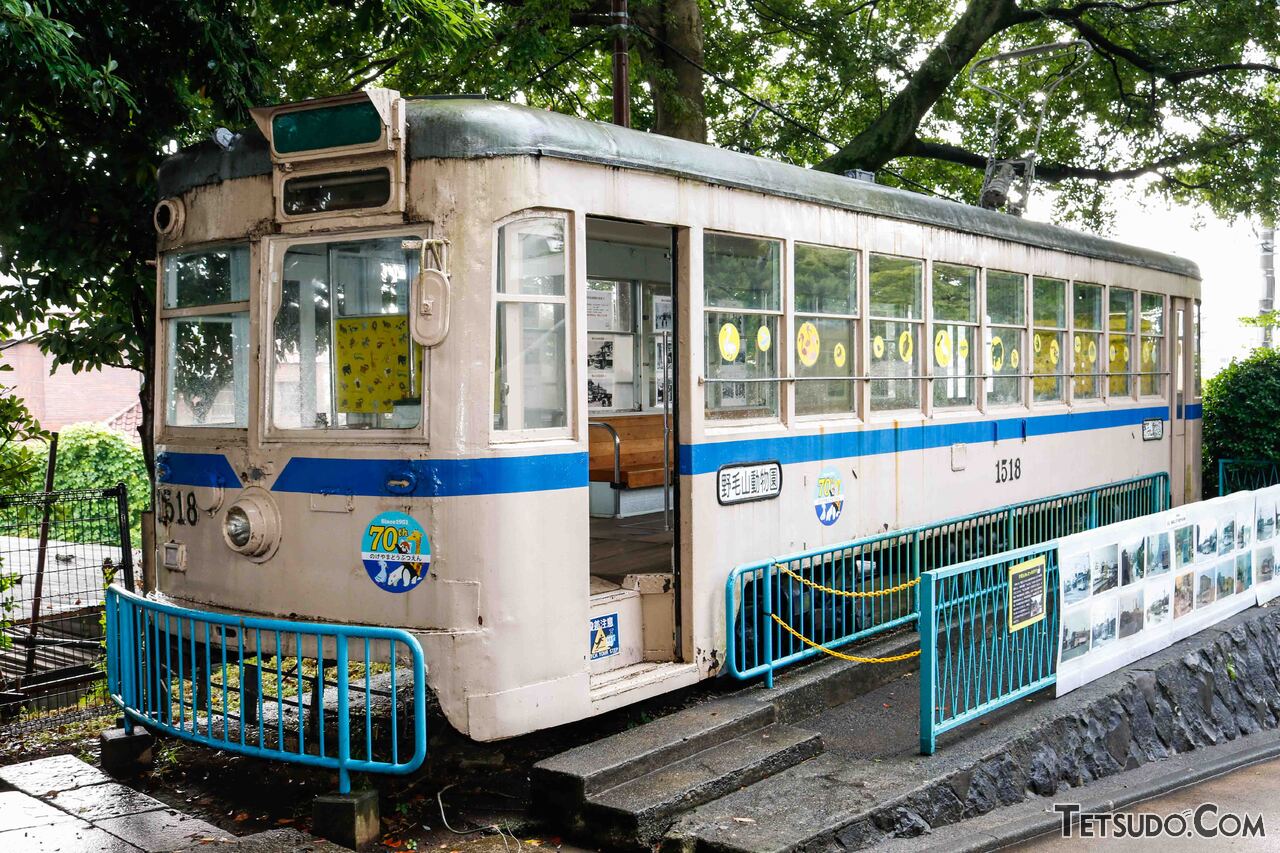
[221,488,281,561]
[224,506,252,548]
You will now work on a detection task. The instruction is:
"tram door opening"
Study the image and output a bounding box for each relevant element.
[584,217,680,677]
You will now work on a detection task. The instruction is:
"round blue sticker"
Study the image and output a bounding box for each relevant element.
[814,468,844,526]
[361,511,430,593]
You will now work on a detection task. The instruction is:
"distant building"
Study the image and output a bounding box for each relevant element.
[0,338,141,438]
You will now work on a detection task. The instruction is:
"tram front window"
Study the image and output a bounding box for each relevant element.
[163,246,250,428]
[271,236,423,430]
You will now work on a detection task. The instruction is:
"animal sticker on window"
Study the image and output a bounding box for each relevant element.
[334,316,411,414]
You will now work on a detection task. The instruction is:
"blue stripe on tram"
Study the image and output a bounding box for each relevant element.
[156,404,1199,495]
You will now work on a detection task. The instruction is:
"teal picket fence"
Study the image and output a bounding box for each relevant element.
[725,473,1168,686]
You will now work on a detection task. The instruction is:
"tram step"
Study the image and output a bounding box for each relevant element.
[584,723,823,848]
[531,693,775,812]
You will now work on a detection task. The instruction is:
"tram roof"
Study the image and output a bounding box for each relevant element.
[159,97,1199,280]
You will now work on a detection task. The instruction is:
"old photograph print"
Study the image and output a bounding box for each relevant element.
[1145,532,1171,577]
[1118,588,1144,639]
[1091,597,1118,650]
[1120,538,1145,586]
[1146,579,1172,627]
[1173,571,1195,618]
[1063,552,1091,605]
[1061,606,1091,663]
[1092,544,1119,595]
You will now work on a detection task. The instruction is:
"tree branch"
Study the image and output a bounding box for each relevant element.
[903,134,1245,182]
[815,0,1027,174]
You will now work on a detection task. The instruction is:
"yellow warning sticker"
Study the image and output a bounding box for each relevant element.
[796,321,820,368]
[898,329,914,363]
[718,323,741,362]
[934,329,953,367]
[873,335,885,359]
[756,325,772,353]
[833,342,847,368]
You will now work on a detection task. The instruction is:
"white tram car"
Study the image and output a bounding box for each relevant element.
[151,89,1202,741]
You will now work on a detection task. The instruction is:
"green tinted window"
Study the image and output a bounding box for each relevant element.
[272,102,383,154]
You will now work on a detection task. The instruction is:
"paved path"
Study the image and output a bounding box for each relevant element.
[1016,755,1280,852]
[0,754,344,852]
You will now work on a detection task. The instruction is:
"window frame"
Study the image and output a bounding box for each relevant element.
[1138,291,1167,399]
[157,240,254,437]
[867,252,926,416]
[1031,276,1069,405]
[1070,281,1105,403]
[983,268,1029,409]
[929,260,981,412]
[701,229,785,424]
[490,209,575,442]
[261,226,430,444]
[793,241,861,421]
[1107,286,1138,400]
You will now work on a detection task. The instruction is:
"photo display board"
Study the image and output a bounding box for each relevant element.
[1055,488,1276,696]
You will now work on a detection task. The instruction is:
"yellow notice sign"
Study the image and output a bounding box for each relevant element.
[1008,556,1048,633]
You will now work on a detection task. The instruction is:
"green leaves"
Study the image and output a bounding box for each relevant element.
[1203,347,1280,495]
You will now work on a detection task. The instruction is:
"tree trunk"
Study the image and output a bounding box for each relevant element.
[816,0,1025,175]
[636,0,707,143]
[130,286,156,504]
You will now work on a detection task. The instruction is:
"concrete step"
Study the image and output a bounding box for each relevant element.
[586,723,824,848]
[531,693,776,830]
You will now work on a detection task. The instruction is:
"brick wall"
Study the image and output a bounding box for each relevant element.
[0,341,140,432]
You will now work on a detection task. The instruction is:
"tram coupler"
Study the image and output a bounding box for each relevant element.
[313,788,380,851]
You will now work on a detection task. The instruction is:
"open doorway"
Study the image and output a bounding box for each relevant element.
[583,217,680,682]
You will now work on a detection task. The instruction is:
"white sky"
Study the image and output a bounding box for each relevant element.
[1030,192,1263,380]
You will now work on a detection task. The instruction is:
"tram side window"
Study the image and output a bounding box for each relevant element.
[1072,282,1104,399]
[1109,287,1136,397]
[271,237,423,430]
[493,217,569,433]
[163,246,250,428]
[869,255,923,412]
[931,263,978,409]
[1193,299,1202,397]
[703,232,781,421]
[985,270,1026,406]
[1032,277,1067,403]
[1139,293,1165,397]
[795,244,858,417]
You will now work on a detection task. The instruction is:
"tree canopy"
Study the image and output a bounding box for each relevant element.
[1,0,1279,484]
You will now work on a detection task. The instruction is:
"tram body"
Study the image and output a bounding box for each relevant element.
[152,90,1202,741]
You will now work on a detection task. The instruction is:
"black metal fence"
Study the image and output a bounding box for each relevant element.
[0,485,134,731]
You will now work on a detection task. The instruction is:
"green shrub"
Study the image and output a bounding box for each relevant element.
[1202,347,1280,496]
[0,423,151,545]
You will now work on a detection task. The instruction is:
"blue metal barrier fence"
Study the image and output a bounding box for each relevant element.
[105,587,426,792]
[918,541,1059,754]
[725,473,1167,686]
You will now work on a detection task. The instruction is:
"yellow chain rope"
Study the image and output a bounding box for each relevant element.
[770,613,921,664]
[773,563,920,598]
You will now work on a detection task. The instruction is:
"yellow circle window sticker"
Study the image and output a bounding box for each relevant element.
[1123,343,1130,362]
[934,329,953,367]
[833,342,847,368]
[1049,337,1060,366]
[796,321,820,368]
[1034,335,1042,354]
[1010,348,1020,370]
[718,323,741,362]
[1088,339,1098,364]
[991,336,1005,371]
[957,337,970,360]
[873,335,885,359]
[898,329,914,363]
[1074,335,1082,354]
[757,325,772,353]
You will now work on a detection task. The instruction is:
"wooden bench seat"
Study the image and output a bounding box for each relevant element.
[589,414,673,489]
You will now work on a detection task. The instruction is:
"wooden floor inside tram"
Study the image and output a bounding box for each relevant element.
[589,512,673,580]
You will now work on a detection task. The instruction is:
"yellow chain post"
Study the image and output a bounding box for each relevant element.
[770,614,920,663]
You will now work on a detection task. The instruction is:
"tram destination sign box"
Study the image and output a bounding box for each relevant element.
[717,461,782,506]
